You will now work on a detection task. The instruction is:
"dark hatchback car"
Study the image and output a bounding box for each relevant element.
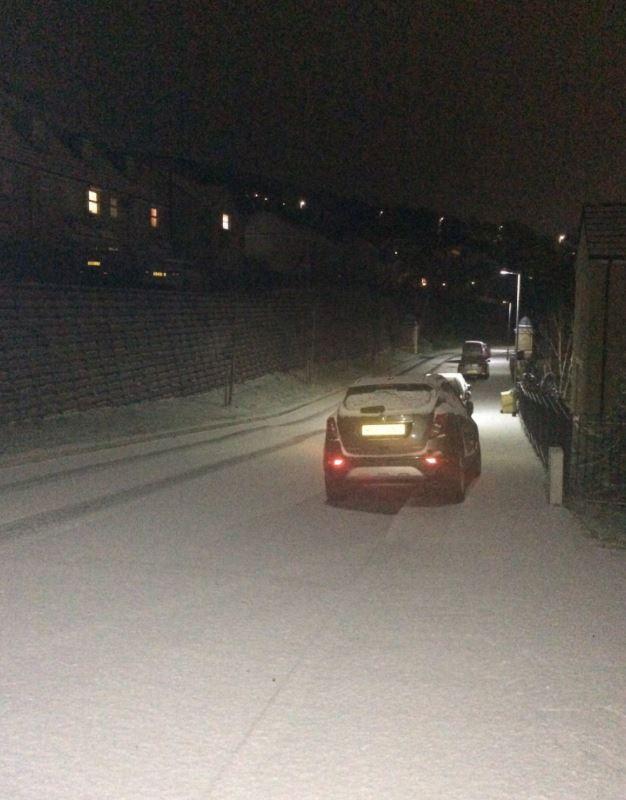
[323,375,481,504]
[458,340,490,380]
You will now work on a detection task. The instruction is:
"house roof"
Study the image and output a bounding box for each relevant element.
[581,204,626,259]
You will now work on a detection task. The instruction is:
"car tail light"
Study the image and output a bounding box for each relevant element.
[424,456,438,465]
[326,416,339,440]
[331,456,345,468]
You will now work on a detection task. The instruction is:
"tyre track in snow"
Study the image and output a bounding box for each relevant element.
[0,428,325,541]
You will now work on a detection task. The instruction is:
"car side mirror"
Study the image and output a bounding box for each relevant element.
[467,400,474,416]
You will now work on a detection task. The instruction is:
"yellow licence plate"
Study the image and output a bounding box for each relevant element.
[361,423,406,437]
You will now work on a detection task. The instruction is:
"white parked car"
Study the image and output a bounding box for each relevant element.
[426,372,473,412]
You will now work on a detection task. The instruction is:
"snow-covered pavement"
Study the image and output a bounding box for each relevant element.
[1,350,624,799]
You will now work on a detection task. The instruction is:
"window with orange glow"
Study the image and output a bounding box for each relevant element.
[87,188,100,215]
[110,197,118,218]
[150,207,159,228]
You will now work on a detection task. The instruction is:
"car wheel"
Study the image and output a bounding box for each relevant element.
[325,476,347,503]
[446,456,466,503]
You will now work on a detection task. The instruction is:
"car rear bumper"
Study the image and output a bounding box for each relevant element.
[324,453,449,486]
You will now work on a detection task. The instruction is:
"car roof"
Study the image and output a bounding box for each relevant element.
[425,373,470,395]
[431,372,466,384]
[463,340,486,345]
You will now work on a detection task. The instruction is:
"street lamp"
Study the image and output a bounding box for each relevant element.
[500,269,522,359]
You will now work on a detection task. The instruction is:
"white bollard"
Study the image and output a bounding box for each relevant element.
[548,446,564,505]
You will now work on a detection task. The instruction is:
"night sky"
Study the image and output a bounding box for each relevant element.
[3,1,624,233]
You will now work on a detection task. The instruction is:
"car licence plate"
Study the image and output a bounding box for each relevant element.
[361,423,406,437]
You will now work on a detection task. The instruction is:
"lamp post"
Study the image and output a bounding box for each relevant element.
[502,299,512,357]
[500,268,522,364]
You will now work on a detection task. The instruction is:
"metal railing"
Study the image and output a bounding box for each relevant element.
[517,381,626,506]
[516,382,572,470]
[569,415,626,505]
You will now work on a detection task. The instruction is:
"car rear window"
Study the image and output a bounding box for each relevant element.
[463,343,484,356]
[343,384,433,412]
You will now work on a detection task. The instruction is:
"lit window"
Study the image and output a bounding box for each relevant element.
[87,188,100,215]
[221,213,230,231]
[87,260,101,268]
[299,198,306,209]
[420,277,428,287]
[110,197,118,218]
[150,207,159,228]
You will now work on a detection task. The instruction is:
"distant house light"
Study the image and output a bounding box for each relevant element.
[87,188,100,215]
[299,198,306,209]
[150,207,159,228]
[222,213,230,230]
[253,192,259,198]
[558,233,566,244]
[441,282,447,287]
[110,196,118,218]
[420,277,428,287]
[470,280,476,286]
[379,209,384,216]
[87,260,101,267]
[394,250,398,256]
[264,196,269,202]
[152,271,167,278]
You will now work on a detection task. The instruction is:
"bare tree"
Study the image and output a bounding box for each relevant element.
[536,304,574,399]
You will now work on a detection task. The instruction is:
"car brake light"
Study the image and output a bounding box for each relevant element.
[326,416,339,439]
[331,457,345,468]
[424,456,438,465]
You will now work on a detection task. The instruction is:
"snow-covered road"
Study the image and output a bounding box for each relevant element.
[1,351,624,799]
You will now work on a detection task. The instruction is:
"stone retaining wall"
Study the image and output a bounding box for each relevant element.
[0,283,392,422]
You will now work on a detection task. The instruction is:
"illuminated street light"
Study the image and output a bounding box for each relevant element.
[500,269,522,359]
